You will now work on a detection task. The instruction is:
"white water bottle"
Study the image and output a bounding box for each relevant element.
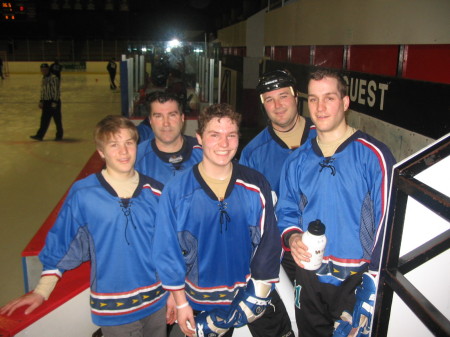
[302,220,327,271]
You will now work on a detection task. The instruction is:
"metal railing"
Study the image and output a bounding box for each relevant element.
[373,133,450,336]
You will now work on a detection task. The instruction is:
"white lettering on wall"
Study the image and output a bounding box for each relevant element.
[344,76,389,111]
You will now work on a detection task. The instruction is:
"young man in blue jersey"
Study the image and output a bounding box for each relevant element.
[1,115,174,337]
[240,70,316,286]
[276,69,396,337]
[153,103,288,337]
[135,91,202,183]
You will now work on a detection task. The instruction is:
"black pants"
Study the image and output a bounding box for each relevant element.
[248,289,295,337]
[109,71,117,89]
[281,251,296,286]
[294,268,363,337]
[35,101,63,139]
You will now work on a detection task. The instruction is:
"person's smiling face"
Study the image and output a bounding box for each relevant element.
[196,117,239,176]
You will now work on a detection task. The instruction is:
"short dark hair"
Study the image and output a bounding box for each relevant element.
[309,69,348,98]
[148,91,183,115]
[94,115,138,150]
[197,103,241,136]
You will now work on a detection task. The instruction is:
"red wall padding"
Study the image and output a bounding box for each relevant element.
[403,44,450,84]
[273,46,289,62]
[291,46,310,65]
[313,46,344,69]
[348,45,399,77]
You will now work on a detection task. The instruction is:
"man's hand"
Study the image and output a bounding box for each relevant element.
[0,293,45,316]
[288,233,311,268]
[166,292,177,325]
[176,304,196,337]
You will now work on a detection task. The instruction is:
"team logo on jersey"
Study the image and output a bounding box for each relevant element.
[169,154,183,164]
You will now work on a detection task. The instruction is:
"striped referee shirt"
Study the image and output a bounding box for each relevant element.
[40,74,60,102]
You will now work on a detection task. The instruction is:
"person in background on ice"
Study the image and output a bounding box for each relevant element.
[30,63,63,141]
[0,57,4,79]
[107,57,117,90]
[50,59,62,80]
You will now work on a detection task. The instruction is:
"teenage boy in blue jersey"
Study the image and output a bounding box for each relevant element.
[153,104,291,337]
[1,115,174,337]
[135,91,202,183]
[276,69,396,337]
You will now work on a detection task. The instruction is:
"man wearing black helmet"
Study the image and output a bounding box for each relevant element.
[236,69,313,337]
[240,69,315,198]
[240,69,316,285]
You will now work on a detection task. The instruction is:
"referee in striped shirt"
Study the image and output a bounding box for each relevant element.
[30,63,63,141]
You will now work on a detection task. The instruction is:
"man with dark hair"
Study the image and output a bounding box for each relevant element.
[153,103,284,337]
[30,63,63,141]
[277,68,396,337]
[135,91,202,183]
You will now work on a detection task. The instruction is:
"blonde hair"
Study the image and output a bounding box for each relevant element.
[94,115,138,149]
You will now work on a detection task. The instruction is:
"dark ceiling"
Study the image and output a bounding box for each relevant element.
[1,0,266,41]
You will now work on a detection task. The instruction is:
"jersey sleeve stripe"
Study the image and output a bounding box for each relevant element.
[235,179,267,237]
[355,138,390,250]
[142,183,162,196]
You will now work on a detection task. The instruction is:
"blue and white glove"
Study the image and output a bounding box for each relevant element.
[225,278,271,328]
[333,272,376,337]
[333,311,353,337]
[351,272,376,336]
[195,309,231,337]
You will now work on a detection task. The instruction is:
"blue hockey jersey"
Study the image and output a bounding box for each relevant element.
[136,118,155,144]
[276,130,396,285]
[153,162,282,312]
[239,119,316,196]
[135,135,203,183]
[39,173,167,326]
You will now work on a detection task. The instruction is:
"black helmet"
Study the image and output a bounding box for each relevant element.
[256,69,297,95]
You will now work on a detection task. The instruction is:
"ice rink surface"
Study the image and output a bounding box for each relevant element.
[0,73,122,306]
